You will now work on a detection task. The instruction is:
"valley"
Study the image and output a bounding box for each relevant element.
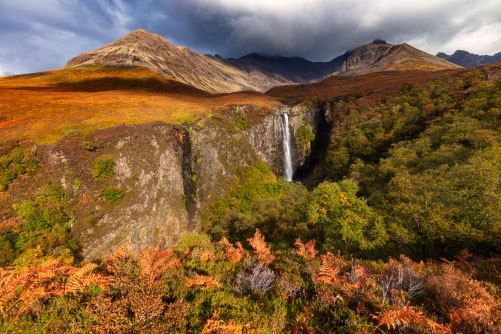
[0,27,500,333]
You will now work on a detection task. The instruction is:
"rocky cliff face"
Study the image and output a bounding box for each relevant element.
[245,104,319,176]
[1,104,323,259]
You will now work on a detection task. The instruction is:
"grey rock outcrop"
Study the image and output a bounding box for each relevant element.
[2,104,324,260]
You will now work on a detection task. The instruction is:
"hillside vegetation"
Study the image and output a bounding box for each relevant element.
[0,63,500,332]
[0,231,499,333]
[0,65,279,143]
[206,64,501,260]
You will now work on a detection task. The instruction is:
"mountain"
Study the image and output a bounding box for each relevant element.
[67,30,461,93]
[66,29,278,94]
[332,41,462,75]
[437,50,501,68]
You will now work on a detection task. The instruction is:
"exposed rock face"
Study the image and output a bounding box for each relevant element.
[437,50,501,68]
[331,42,462,75]
[245,104,318,177]
[67,30,462,93]
[3,105,323,259]
[70,124,189,260]
[66,29,302,93]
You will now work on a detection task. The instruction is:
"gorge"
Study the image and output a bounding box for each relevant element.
[0,101,325,259]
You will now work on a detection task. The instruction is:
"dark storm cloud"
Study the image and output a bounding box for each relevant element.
[1,0,501,75]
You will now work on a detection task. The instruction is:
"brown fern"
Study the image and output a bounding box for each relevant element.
[202,311,249,333]
[219,237,245,263]
[226,242,245,263]
[139,245,178,287]
[65,263,113,294]
[0,218,18,232]
[316,252,342,286]
[248,229,275,265]
[376,305,450,333]
[295,238,317,260]
[199,250,216,262]
[1,255,111,317]
[105,241,131,273]
[186,274,221,290]
[218,237,232,247]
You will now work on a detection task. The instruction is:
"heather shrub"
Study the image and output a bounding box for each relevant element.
[91,156,115,181]
[102,187,124,203]
[81,140,96,151]
[237,259,276,294]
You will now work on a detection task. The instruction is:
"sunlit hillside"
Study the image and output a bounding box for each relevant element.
[0,65,280,143]
[267,69,464,102]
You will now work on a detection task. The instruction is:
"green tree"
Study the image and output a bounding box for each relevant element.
[306,179,386,254]
[386,145,501,258]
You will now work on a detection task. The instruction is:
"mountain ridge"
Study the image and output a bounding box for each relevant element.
[67,29,462,93]
[437,49,501,68]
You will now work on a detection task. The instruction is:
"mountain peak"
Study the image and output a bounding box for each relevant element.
[66,29,462,93]
[128,28,148,35]
[330,41,461,76]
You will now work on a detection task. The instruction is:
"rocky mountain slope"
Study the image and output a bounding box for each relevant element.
[67,30,461,93]
[332,40,462,75]
[437,50,501,68]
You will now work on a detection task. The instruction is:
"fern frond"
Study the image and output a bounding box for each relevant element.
[218,237,231,247]
[139,245,177,287]
[317,252,342,286]
[65,263,112,294]
[295,238,317,259]
[186,274,221,290]
[376,305,450,333]
[105,241,131,273]
[202,311,249,333]
[219,237,245,263]
[248,229,274,265]
[199,250,216,262]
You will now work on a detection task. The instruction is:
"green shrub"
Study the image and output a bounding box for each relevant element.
[82,141,97,152]
[9,147,25,163]
[64,128,82,137]
[102,187,124,203]
[92,157,115,182]
[0,147,39,191]
[233,118,250,132]
[6,184,77,266]
[176,231,212,252]
[296,124,315,148]
[42,184,66,203]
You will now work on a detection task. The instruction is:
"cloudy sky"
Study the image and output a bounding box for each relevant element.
[1,0,501,75]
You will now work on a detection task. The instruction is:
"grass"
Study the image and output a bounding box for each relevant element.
[0,65,280,143]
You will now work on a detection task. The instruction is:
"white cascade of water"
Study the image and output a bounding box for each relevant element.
[281,113,293,182]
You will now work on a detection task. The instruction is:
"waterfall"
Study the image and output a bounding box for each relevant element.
[281,113,293,182]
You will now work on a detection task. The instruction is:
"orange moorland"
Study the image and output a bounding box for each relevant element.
[0,64,463,143]
[267,69,464,102]
[0,65,280,143]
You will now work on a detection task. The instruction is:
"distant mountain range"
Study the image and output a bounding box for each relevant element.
[437,50,501,68]
[67,29,461,93]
